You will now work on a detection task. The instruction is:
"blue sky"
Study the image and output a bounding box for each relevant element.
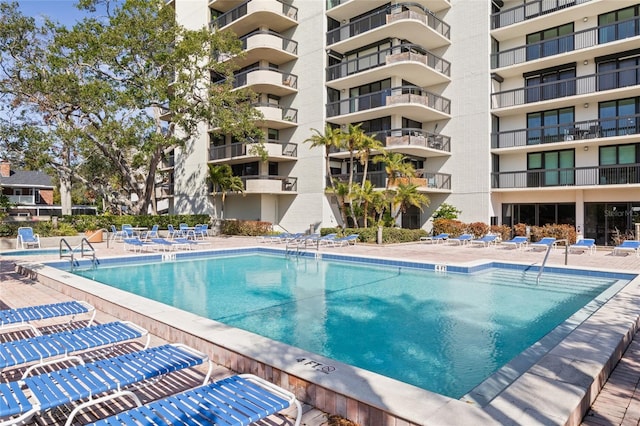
[16,1,90,26]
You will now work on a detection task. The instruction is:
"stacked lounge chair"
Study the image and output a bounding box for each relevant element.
[0,321,149,379]
[0,300,95,336]
[0,343,211,426]
[88,374,302,426]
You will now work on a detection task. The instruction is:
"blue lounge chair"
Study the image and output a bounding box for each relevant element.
[173,238,212,249]
[448,234,473,245]
[0,343,211,426]
[420,233,449,244]
[16,227,40,249]
[327,234,359,247]
[317,233,338,246]
[569,238,596,255]
[0,321,149,379]
[123,237,155,252]
[151,238,190,251]
[529,237,556,251]
[501,236,528,249]
[88,374,301,426]
[613,240,640,257]
[0,300,95,336]
[469,235,498,247]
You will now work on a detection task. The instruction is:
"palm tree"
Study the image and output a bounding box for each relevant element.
[353,180,372,228]
[391,182,430,222]
[373,151,416,189]
[356,133,384,190]
[325,179,351,228]
[207,163,244,219]
[303,125,345,193]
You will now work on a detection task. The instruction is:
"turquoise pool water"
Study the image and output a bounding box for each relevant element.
[71,253,627,398]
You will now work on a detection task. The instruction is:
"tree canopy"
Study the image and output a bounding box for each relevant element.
[0,0,261,215]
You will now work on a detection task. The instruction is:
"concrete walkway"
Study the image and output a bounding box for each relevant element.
[2,235,640,425]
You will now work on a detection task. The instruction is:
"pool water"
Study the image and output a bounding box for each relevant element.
[72,253,624,398]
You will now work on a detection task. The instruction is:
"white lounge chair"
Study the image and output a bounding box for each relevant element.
[420,233,449,244]
[448,234,473,245]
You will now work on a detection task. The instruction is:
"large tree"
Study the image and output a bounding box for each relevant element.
[0,0,261,215]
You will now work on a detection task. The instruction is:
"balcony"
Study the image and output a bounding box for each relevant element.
[210,0,298,34]
[326,85,450,125]
[209,140,297,162]
[241,175,297,193]
[492,163,640,189]
[492,16,640,74]
[154,185,174,199]
[383,128,451,157]
[7,195,36,205]
[326,4,450,54]
[238,30,298,68]
[491,0,593,31]
[253,103,298,129]
[326,43,450,90]
[491,64,640,113]
[492,113,640,149]
[326,0,450,21]
[233,67,298,97]
[331,170,451,191]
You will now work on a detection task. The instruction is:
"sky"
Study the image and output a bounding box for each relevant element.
[14,0,94,27]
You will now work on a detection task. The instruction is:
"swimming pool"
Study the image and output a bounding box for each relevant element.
[67,250,632,399]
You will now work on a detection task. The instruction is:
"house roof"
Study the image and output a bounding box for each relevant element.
[0,169,54,189]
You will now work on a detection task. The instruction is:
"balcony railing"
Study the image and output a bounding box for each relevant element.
[374,128,451,152]
[492,16,640,69]
[492,64,640,109]
[491,0,593,30]
[155,185,174,198]
[240,30,298,55]
[330,170,451,190]
[492,113,640,149]
[326,3,450,45]
[327,85,450,118]
[491,163,640,188]
[252,102,298,123]
[209,140,297,160]
[241,175,297,192]
[7,195,36,205]
[327,43,450,81]
[211,0,297,29]
[232,67,298,89]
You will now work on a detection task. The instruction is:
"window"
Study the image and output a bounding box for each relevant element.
[598,98,638,137]
[599,6,639,44]
[527,107,574,144]
[349,79,391,112]
[527,149,574,187]
[525,65,576,103]
[526,23,574,61]
[231,162,259,177]
[267,128,279,142]
[268,162,278,176]
[597,52,640,91]
[599,144,639,184]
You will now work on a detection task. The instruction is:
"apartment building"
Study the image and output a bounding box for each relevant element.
[491,0,640,245]
[164,0,640,243]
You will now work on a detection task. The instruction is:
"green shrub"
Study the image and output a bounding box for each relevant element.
[338,227,427,244]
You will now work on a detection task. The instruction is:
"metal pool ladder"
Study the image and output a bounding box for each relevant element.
[60,238,98,268]
[536,239,568,284]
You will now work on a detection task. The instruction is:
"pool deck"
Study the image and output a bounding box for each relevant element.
[2,235,640,425]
